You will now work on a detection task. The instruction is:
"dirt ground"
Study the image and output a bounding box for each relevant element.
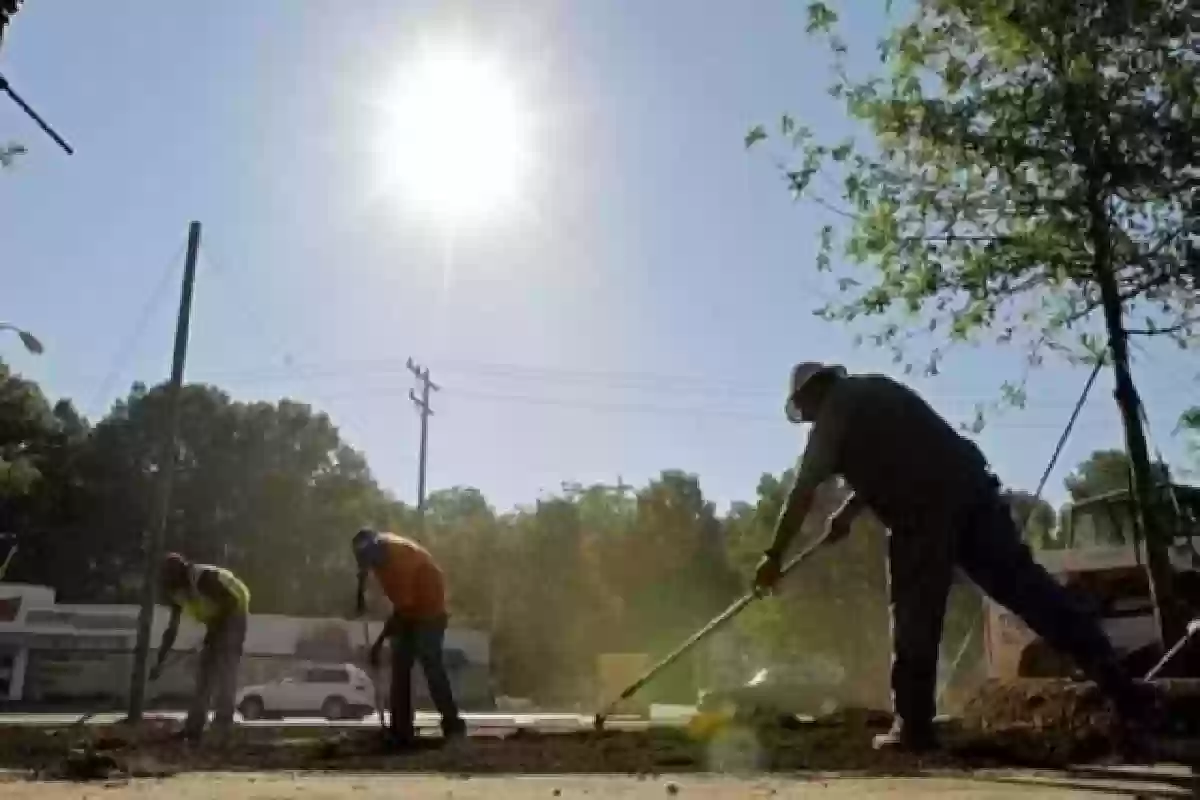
[0,683,1197,796]
[0,772,1149,799]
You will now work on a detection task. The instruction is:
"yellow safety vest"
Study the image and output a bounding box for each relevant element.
[172,565,250,624]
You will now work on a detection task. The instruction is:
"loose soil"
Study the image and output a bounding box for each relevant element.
[0,680,1195,785]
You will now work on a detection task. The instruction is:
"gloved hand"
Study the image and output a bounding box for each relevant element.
[148,663,163,683]
[753,550,783,594]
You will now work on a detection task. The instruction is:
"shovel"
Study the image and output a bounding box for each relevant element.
[592,532,831,731]
[362,619,388,737]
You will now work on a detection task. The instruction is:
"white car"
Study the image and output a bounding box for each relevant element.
[236,663,378,721]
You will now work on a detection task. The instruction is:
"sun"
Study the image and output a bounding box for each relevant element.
[378,43,532,225]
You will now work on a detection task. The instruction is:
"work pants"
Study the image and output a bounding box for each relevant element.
[887,483,1137,732]
[389,615,464,742]
[184,612,247,740]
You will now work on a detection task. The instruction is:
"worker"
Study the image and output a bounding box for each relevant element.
[151,552,250,744]
[353,528,466,748]
[754,362,1153,752]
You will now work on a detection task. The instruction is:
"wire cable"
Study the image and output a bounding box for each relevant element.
[85,241,187,416]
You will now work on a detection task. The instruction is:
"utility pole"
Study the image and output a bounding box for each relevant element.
[127,221,201,721]
[406,358,439,517]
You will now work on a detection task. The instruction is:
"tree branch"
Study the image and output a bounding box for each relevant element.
[1126,317,1200,336]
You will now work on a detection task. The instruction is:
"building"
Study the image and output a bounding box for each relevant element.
[0,582,492,710]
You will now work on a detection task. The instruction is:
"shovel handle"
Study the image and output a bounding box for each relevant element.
[362,619,388,733]
[593,533,829,727]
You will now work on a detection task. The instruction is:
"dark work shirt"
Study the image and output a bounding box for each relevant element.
[792,374,992,533]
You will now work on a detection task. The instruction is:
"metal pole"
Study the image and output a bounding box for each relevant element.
[127,221,201,721]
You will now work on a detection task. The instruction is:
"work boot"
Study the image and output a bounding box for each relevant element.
[442,721,468,751]
[871,718,938,753]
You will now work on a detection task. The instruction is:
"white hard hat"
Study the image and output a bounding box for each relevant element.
[784,362,847,423]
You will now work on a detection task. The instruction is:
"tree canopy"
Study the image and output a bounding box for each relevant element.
[1064,448,1171,502]
[751,0,1198,377]
[0,1,21,48]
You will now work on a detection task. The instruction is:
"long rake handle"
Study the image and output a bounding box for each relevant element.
[362,619,388,734]
[593,533,829,727]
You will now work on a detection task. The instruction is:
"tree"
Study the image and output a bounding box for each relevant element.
[0,359,58,498]
[1181,407,1200,467]
[0,0,21,48]
[751,0,1199,647]
[1065,448,1171,502]
[422,486,499,629]
[0,143,26,168]
[61,382,398,610]
[0,361,92,590]
[1004,489,1058,549]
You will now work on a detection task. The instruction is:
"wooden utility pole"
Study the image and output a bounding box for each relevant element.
[127,221,201,721]
[406,358,439,517]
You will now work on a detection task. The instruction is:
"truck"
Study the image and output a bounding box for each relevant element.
[984,484,1200,680]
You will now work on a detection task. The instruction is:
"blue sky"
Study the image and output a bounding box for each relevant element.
[2,0,1196,514]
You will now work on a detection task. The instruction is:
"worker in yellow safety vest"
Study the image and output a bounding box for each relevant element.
[151,552,250,743]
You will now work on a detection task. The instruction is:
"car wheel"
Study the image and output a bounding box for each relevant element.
[238,696,265,721]
[321,696,347,721]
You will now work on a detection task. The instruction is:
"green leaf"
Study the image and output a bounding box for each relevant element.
[805,2,838,34]
[744,125,768,149]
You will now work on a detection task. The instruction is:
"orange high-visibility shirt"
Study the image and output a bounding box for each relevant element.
[371,533,446,620]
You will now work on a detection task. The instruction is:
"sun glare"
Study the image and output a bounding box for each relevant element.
[379,44,532,225]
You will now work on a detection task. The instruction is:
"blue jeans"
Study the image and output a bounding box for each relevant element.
[389,615,464,741]
[887,482,1136,730]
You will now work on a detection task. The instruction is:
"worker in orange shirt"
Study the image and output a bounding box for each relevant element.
[353,528,465,748]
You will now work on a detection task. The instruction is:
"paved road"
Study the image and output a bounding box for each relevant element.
[3,772,1189,799]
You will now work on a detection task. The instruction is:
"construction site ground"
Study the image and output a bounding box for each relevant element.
[0,680,1196,796]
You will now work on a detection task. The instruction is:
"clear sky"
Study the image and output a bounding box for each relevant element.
[2,0,1196,514]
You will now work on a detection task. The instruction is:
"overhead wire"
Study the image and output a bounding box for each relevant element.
[267,380,1121,430]
[84,239,187,417]
[195,243,382,448]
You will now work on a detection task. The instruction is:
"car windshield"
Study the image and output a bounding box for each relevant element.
[303,667,348,683]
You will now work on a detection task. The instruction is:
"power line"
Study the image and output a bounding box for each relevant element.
[175,357,1200,406]
[85,240,187,416]
[0,72,73,155]
[196,244,383,451]
[322,384,1125,430]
